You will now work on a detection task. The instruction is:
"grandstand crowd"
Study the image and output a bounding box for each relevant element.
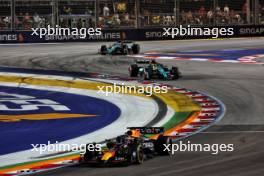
[0,0,264,30]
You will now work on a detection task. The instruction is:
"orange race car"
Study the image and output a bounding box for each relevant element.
[81,127,172,166]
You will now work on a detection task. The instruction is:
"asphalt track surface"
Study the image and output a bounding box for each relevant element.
[0,38,264,176]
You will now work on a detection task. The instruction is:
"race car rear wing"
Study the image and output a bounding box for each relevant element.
[134,59,150,64]
[127,127,164,135]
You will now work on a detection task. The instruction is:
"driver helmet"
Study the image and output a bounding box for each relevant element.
[127,130,141,138]
[151,59,157,64]
[116,136,124,143]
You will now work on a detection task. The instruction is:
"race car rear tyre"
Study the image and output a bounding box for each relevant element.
[132,44,140,54]
[129,64,139,77]
[83,151,95,162]
[82,143,100,162]
[154,135,172,155]
[100,45,107,55]
[83,149,96,162]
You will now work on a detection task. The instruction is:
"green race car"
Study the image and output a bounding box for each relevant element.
[99,41,140,55]
[129,59,182,80]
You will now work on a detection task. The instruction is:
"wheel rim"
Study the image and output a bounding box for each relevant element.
[137,146,144,163]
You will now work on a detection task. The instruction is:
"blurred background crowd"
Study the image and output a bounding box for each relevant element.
[0,0,264,30]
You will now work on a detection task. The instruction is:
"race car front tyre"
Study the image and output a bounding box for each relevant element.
[135,145,144,164]
[171,67,180,80]
[128,144,144,164]
[129,64,139,77]
[100,45,107,55]
[122,45,129,55]
[132,44,140,54]
[154,135,173,155]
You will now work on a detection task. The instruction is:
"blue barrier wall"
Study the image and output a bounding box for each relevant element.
[0,25,263,43]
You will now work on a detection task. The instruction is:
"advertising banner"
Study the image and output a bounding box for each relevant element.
[0,25,263,43]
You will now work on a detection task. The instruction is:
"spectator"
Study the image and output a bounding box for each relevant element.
[230,10,236,24]
[207,9,214,24]
[164,15,172,26]
[180,10,186,24]
[224,4,230,15]
[124,12,130,25]
[17,13,23,29]
[113,14,121,25]
[186,11,193,24]
[242,2,248,23]
[124,12,129,21]
[98,17,105,27]
[171,15,175,25]
[216,6,221,13]
[103,4,110,17]
[215,6,221,23]
[235,14,243,24]
[0,17,4,30]
[23,13,32,29]
[33,12,42,28]
[260,5,264,24]
[3,16,11,28]
[14,15,21,29]
[198,6,206,23]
